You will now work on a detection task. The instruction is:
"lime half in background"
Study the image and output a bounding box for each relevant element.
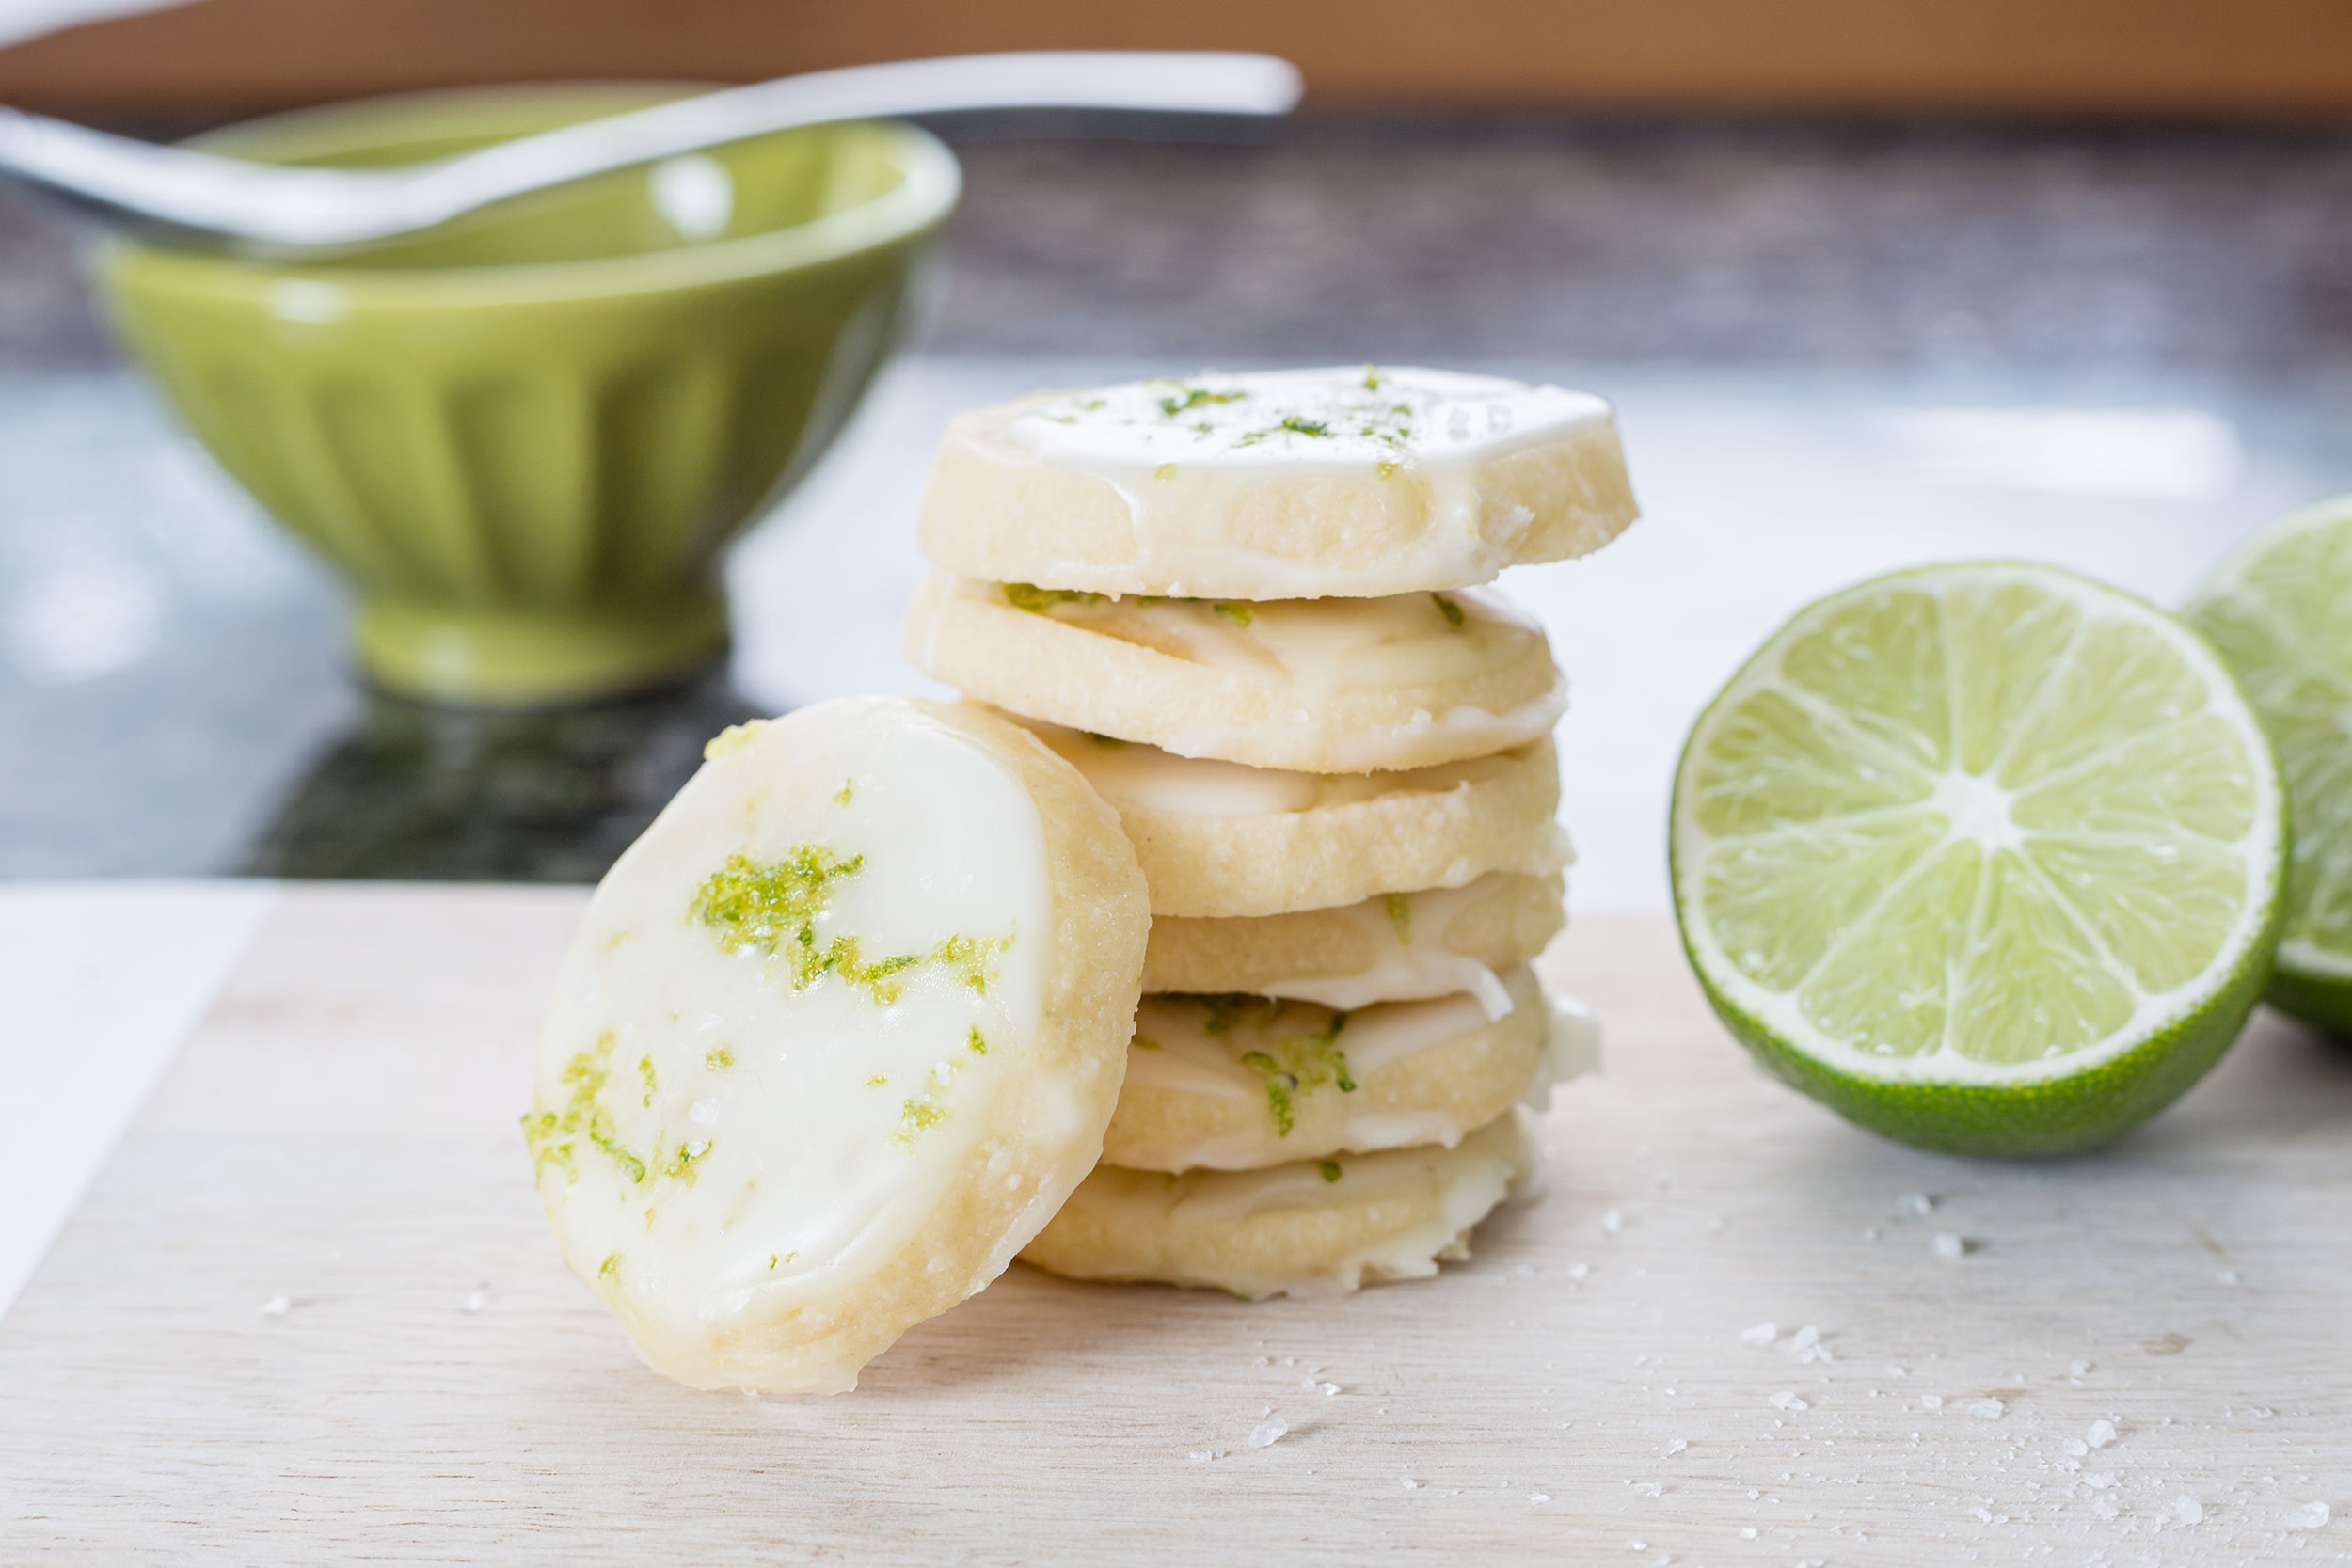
[2186,495,2352,1034]
[1671,562,2286,1157]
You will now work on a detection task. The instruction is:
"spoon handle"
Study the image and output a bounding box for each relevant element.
[0,51,1302,249]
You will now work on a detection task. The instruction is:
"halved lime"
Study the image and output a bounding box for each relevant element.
[1671,562,2286,1156]
[2185,495,2352,1033]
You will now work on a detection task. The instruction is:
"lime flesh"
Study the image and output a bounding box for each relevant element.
[1672,562,2286,1156]
[2185,495,2352,1035]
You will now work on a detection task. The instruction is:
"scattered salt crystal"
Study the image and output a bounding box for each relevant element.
[1932,1233,1969,1259]
[1626,1542,1645,1553]
[1740,1322,1778,1347]
[2084,1473,2117,1490]
[2087,1418,2117,1449]
[1920,1395,1945,1412]
[1900,1192,1934,1214]
[1566,1262,1590,1281]
[460,1288,487,1313]
[1529,1492,1550,1505]
[2069,1359,2092,1376]
[259,1295,290,1317]
[2174,1496,2204,1525]
[1792,1324,1820,1351]
[2218,1269,2240,1284]
[1969,1399,2004,1420]
[1631,1481,1662,1497]
[1401,1476,1419,1490]
[2251,1405,2273,1418]
[1248,1417,1288,1449]
[1317,1383,1340,1397]
[2091,1496,2120,1520]
[1739,1528,1757,1540]
[1769,1391,1807,1412]
[2285,1500,2329,1530]
[1666,1438,1688,1454]
[1188,1450,1216,1463]
[1252,1356,1269,1367]
[2063,1439,2089,1458]
[1862,1226,1881,1243]
[1602,1209,1625,1235]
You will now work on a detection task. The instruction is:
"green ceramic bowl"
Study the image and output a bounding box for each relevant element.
[98,86,959,705]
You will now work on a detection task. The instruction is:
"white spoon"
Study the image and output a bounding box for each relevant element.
[0,50,1300,252]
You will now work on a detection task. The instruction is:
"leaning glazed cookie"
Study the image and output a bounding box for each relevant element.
[527,697,1148,1393]
[1023,1110,1536,1298]
[1013,717,1569,918]
[917,367,1637,600]
[1104,968,1578,1171]
[906,575,1565,774]
[1143,871,1566,1011]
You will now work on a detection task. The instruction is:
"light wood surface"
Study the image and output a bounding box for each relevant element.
[2,883,2346,1562]
[9,0,2352,119]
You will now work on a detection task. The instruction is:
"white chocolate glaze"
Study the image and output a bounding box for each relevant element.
[1256,878,1547,1018]
[1121,968,1540,1168]
[529,700,1059,1392]
[997,368,1623,599]
[1012,714,1535,821]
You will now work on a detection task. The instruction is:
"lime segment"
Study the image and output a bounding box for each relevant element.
[2186,495,2352,1032]
[1673,562,2286,1156]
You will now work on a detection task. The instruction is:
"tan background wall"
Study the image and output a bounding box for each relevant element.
[3,0,2350,120]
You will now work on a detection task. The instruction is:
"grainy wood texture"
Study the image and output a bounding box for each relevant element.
[9,0,2352,119]
[2,883,2347,1563]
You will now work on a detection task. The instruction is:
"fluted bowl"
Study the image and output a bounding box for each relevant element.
[98,85,958,705]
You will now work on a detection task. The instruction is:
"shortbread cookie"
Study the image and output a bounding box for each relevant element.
[528,697,1148,1393]
[1022,1110,1536,1298]
[1013,717,1569,917]
[1104,968,1590,1171]
[1144,871,1566,1011]
[918,367,1637,599]
[907,574,1565,774]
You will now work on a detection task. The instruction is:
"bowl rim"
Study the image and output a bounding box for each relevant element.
[104,83,961,304]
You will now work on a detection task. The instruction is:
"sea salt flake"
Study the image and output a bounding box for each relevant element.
[1666,1438,1688,1454]
[2174,1496,2204,1525]
[2091,1496,2120,1520]
[1248,1417,1288,1449]
[2087,1418,2117,1449]
[1401,1476,1418,1490]
[1740,1322,1778,1347]
[1920,1395,1945,1412]
[1529,1492,1551,1505]
[2069,1359,2092,1375]
[1769,1391,1807,1412]
[2217,1269,2239,1284]
[1631,1481,1662,1497]
[1969,1399,2005,1420]
[1317,1383,1340,1397]
[2285,1500,2329,1530]
[259,1295,291,1318]
[2063,1439,2089,1458]
[460,1288,487,1313]
[1188,1450,1216,1463]
[2084,1473,2117,1490]
[1603,1209,1625,1235]
[1900,1192,1934,1214]
[1739,1528,1757,1540]
[1932,1233,1969,1259]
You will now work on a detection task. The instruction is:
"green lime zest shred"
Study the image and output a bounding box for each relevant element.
[1383,892,1413,944]
[1318,1159,1343,1182]
[597,1252,621,1281]
[1432,593,1465,627]
[1003,581,1106,614]
[1213,602,1254,626]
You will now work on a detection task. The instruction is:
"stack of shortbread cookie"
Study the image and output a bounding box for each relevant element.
[904,366,1638,1299]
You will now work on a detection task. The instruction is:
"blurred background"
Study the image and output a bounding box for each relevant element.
[8,0,2352,911]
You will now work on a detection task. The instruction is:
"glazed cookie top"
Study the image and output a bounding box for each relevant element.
[919,367,1638,599]
[528,697,1147,1393]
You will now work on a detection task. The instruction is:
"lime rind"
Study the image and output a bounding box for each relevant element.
[1672,562,2287,1155]
[2185,494,2352,1030]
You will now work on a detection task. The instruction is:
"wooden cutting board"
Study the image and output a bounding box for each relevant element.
[3,884,2346,1563]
